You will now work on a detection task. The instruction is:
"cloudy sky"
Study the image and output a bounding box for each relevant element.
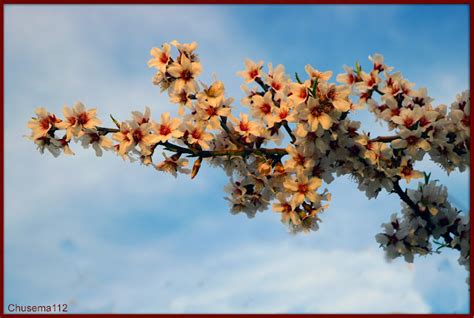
[4,4,469,313]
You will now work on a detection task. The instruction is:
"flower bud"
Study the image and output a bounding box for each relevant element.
[191,157,202,179]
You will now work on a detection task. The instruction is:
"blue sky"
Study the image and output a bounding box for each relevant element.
[4,4,469,313]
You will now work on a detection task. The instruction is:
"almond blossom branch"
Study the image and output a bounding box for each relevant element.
[94,125,285,159]
[95,124,394,156]
[96,126,119,134]
[253,76,296,143]
[26,41,470,277]
[390,178,462,252]
[219,116,245,149]
[370,135,399,143]
[392,178,421,213]
[282,121,297,143]
[162,141,286,158]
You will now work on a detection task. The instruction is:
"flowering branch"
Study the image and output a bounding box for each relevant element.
[391,178,462,253]
[282,122,297,143]
[26,40,470,278]
[369,135,399,143]
[94,124,397,159]
[392,179,420,213]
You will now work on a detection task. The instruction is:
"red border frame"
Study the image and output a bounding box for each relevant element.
[0,1,472,317]
[1,1,5,316]
[0,0,471,4]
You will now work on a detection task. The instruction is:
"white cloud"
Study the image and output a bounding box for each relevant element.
[6,219,432,313]
[151,245,429,313]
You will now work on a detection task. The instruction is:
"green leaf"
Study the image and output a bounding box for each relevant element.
[295,72,303,84]
[355,60,362,73]
[311,78,319,97]
[423,172,431,185]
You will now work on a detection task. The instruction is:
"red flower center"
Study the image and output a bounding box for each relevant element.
[181,70,193,81]
[206,107,218,117]
[367,78,375,87]
[77,112,89,126]
[159,125,171,136]
[160,53,169,64]
[403,117,414,128]
[298,88,307,99]
[401,165,413,176]
[326,88,336,100]
[248,68,259,79]
[260,103,271,114]
[239,122,249,132]
[348,73,355,84]
[179,91,188,103]
[191,129,202,139]
[39,117,50,130]
[282,203,292,213]
[279,110,288,120]
[310,106,322,117]
[419,116,430,127]
[298,183,308,194]
[295,154,305,165]
[406,135,418,145]
[272,82,281,90]
[132,129,143,143]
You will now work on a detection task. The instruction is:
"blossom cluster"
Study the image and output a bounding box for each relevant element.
[375,179,469,280]
[27,41,469,271]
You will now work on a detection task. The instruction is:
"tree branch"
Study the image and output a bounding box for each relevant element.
[95,125,285,159]
[392,178,461,252]
[160,140,286,158]
[95,125,399,160]
[370,135,398,143]
[255,77,269,91]
[219,116,245,149]
[96,126,119,134]
[373,86,385,96]
[392,179,421,213]
[283,122,296,143]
